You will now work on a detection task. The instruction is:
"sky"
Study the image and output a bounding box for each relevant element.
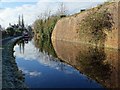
[0,0,108,28]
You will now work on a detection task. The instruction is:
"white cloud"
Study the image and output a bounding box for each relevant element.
[0,1,52,28]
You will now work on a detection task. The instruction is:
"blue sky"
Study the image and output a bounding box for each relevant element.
[0,0,107,28]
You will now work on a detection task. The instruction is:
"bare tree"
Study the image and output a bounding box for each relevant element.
[43,8,52,20]
[57,2,67,16]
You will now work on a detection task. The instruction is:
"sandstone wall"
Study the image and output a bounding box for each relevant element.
[51,2,119,49]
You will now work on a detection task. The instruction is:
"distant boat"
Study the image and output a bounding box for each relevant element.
[22,31,29,38]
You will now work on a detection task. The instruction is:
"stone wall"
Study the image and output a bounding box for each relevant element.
[51,2,119,49]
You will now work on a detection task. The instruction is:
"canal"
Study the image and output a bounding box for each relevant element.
[13,38,120,88]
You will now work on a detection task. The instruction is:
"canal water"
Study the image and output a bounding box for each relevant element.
[13,38,120,88]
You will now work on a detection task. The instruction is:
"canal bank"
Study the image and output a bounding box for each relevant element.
[2,36,27,88]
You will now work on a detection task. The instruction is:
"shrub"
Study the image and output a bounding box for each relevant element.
[33,16,60,40]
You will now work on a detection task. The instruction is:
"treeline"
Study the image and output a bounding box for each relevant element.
[3,27,23,38]
[0,24,32,39]
[1,25,32,39]
[33,15,60,40]
[33,2,67,41]
[1,27,23,39]
[33,16,59,59]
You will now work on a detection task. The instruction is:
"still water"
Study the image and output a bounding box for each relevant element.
[13,38,120,88]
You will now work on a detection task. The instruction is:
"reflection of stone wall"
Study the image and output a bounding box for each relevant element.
[104,49,120,88]
[52,40,120,88]
[52,40,91,67]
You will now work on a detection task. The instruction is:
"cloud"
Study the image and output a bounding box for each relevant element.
[0,0,106,28]
[0,1,51,28]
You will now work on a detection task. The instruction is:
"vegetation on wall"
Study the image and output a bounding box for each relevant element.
[79,9,114,47]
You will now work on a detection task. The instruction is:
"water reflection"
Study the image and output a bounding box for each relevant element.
[14,39,79,74]
[17,38,32,54]
[52,40,120,88]
[14,38,103,88]
[14,37,120,88]
[19,67,42,77]
[34,38,57,58]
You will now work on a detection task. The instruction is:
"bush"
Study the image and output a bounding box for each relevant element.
[33,16,60,40]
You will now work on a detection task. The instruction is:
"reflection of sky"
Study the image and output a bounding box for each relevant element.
[19,67,41,77]
[14,40,78,75]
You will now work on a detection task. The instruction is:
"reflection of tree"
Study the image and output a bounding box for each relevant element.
[16,37,32,54]
[76,47,112,86]
[18,39,25,54]
[34,37,57,58]
[34,38,74,73]
[34,38,42,52]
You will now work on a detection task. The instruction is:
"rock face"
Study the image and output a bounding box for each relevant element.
[51,11,88,43]
[51,2,120,49]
